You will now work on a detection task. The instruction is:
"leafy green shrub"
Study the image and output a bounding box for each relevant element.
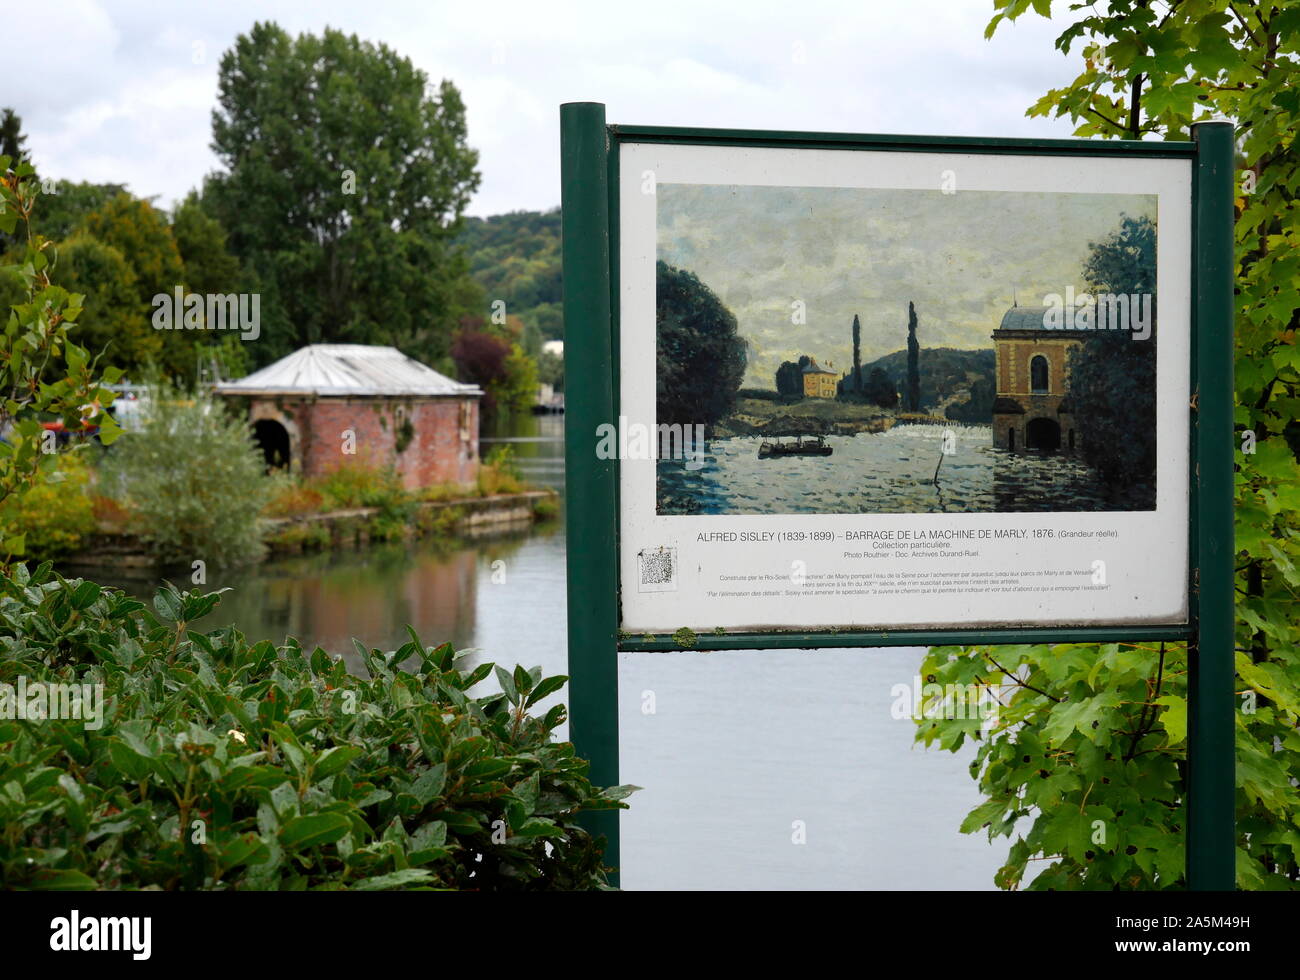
[262,471,326,518]
[0,563,634,890]
[98,381,268,568]
[417,504,465,537]
[314,462,406,510]
[531,494,559,521]
[315,463,415,540]
[419,482,466,503]
[477,445,524,496]
[14,451,96,559]
[365,511,410,543]
[265,522,331,553]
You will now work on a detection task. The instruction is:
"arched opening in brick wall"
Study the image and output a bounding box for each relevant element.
[253,418,292,471]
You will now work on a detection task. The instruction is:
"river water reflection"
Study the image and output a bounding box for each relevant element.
[93,412,1002,890]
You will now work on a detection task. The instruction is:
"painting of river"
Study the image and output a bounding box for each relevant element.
[658,422,1151,515]
[653,182,1161,519]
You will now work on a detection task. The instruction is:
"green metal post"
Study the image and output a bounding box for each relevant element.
[560,102,621,884]
[1188,120,1235,890]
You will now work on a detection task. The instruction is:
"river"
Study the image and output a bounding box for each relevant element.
[658,423,1154,514]
[94,412,1004,890]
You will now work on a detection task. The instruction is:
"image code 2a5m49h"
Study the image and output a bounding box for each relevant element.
[653,184,1159,517]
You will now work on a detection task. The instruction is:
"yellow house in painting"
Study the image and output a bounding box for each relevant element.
[801,358,838,399]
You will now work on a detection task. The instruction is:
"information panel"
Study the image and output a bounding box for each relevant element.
[615,141,1191,634]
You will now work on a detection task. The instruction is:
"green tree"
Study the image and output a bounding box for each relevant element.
[499,342,539,415]
[918,0,1300,890]
[80,193,192,378]
[27,180,127,246]
[851,314,862,388]
[14,450,96,559]
[538,349,564,392]
[56,233,161,371]
[657,261,747,428]
[0,109,27,256]
[450,325,537,417]
[172,191,240,297]
[0,109,25,165]
[205,21,482,367]
[0,155,122,561]
[82,194,185,304]
[456,209,563,341]
[1067,213,1158,495]
[172,191,251,380]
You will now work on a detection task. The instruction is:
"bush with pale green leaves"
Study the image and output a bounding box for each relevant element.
[97,381,269,569]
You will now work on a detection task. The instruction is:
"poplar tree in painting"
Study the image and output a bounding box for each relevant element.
[906,301,921,411]
[851,313,862,390]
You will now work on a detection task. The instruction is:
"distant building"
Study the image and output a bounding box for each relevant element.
[215,344,483,489]
[801,358,838,399]
[541,339,564,358]
[991,306,1082,451]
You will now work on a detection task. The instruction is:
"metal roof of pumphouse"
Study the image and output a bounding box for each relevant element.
[213,344,483,397]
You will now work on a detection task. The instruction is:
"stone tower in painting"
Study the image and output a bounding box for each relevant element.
[990,304,1084,452]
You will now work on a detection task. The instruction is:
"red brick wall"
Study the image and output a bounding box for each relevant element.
[249,396,479,490]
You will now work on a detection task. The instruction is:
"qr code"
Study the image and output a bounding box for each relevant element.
[638,547,677,593]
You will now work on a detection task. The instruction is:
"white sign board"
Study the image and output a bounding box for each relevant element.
[615,141,1191,633]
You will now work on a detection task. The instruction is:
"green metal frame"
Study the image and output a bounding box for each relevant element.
[1188,121,1236,891]
[560,103,1235,890]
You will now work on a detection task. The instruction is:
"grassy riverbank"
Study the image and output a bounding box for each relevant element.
[41,445,556,574]
[715,396,947,437]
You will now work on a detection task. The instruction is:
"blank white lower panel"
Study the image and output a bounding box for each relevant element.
[617,647,1003,890]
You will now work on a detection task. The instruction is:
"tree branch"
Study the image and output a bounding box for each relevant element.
[982,653,1064,703]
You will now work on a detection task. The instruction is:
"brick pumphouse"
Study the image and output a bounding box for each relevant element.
[215,344,483,490]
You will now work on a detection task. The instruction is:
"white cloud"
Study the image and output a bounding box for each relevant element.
[10,0,1091,215]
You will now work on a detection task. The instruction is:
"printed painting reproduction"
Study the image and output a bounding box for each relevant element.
[654,184,1159,516]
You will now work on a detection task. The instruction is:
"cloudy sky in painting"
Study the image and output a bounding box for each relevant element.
[657,185,1156,387]
[13,0,1098,216]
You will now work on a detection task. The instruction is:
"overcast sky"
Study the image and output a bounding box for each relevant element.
[11,0,1098,217]
[659,185,1155,384]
